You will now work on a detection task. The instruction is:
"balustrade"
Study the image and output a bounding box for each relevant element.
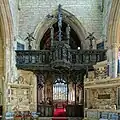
[37,105,53,117]
[16,49,106,70]
[66,104,84,117]
[16,50,50,64]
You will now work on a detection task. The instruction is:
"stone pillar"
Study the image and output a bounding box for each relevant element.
[112,47,118,78]
[107,48,112,77]
[33,73,38,111]
[111,44,119,78]
[108,43,119,78]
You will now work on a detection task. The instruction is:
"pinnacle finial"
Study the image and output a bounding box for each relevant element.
[58,4,62,41]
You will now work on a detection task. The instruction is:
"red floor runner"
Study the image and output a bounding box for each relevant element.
[52,108,68,120]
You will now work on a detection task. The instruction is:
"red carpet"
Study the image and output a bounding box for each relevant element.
[52,108,68,120]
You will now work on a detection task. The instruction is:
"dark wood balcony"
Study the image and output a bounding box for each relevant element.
[16,50,51,70]
[16,48,106,71]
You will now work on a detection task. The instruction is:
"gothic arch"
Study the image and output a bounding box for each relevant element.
[0,0,13,111]
[0,0,13,75]
[34,9,87,50]
[107,0,120,47]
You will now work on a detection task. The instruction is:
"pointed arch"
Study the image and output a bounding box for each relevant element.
[34,9,87,50]
[107,0,120,47]
[0,0,13,78]
[0,0,13,112]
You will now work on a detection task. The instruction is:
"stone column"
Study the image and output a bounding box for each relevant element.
[32,73,40,111]
[111,43,119,78]
[107,48,112,77]
[108,43,119,78]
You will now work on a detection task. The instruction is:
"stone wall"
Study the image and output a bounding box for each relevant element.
[102,0,112,43]
[19,0,103,40]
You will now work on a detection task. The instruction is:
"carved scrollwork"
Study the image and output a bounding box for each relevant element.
[94,65,108,79]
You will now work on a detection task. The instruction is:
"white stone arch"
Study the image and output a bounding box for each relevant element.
[34,9,88,50]
[107,0,120,77]
[0,0,14,113]
[0,0,14,76]
[107,0,120,47]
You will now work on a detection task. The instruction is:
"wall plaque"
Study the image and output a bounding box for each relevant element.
[98,94,110,99]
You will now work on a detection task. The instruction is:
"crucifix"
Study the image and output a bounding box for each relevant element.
[85,32,97,49]
[24,32,36,50]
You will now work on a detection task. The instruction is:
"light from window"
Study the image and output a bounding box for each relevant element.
[53,78,67,100]
[17,42,24,50]
[97,41,104,49]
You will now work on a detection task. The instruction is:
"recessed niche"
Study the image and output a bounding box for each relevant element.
[98,94,110,99]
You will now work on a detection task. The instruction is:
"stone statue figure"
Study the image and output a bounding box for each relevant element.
[24,32,36,50]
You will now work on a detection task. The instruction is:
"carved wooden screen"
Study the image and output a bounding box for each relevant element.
[85,89,87,108]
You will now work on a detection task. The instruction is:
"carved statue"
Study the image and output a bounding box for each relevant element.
[24,32,36,50]
[85,32,97,49]
[18,76,24,84]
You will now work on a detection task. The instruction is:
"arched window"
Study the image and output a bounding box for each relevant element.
[53,76,67,100]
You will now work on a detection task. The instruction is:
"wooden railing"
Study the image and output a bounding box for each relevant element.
[37,105,53,117]
[69,49,107,65]
[16,50,50,65]
[66,104,84,117]
[16,49,106,71]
